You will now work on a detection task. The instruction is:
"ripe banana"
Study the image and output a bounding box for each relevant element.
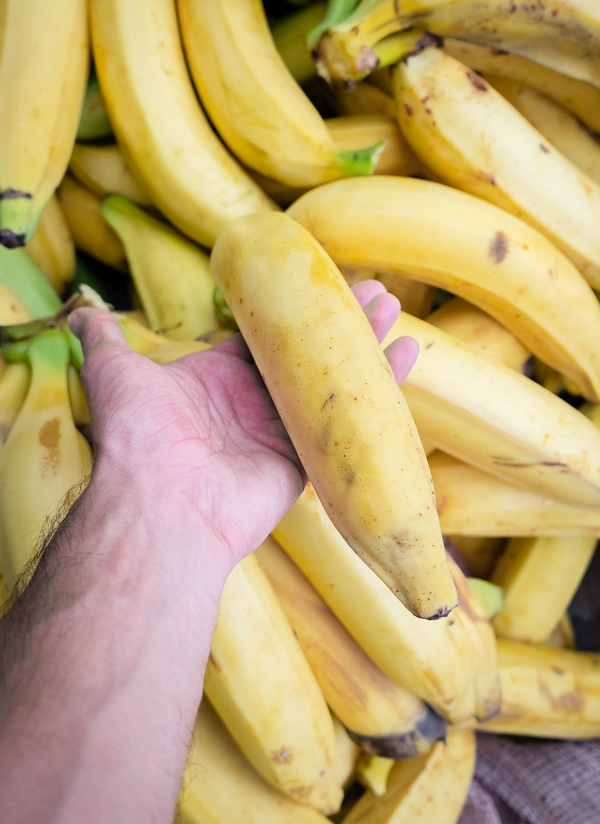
[58,174,127,272]
[76,71,113,142]
[272,2,326,85]
[69,144,152,207]
[255,536,447,756]
[429,451,600,537]
[343,729,476,824]
[0,364,30,443]
[0,0,88,248]
[67,366,91,430]
[0,246,62,318]
[204,552,342,813]
[0,331,92,592]
[473,639,600,739]
[331,715,361,789]
[148,340,211,366]
[327,115,427,177]
[425,297,530,371]
[177,0,382,188]
[211,211,455,619]
[179,701,332,824]
[442,38,600,135]
[0,283,33,327]
[491,535,597,644]
[355,752,395,797]
[333,82,397,118]
[89,0,275,248]
[396,46,600,288]
[272,483,478,726]
[447,536,505,579]
[287,176,600,401]
[102,196,218,340]
[24,195,76,295]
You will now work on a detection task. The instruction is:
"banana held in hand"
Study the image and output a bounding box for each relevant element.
[211,212,455,619]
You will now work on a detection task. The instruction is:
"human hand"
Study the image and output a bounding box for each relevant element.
[69,281,418,576]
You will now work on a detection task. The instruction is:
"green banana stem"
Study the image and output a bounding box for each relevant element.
[306,0,360,51]
[337,140,386,176]
[26,331,70,380]
[0,246,62,318]
[77,70,113,141]
[272,2,326,84]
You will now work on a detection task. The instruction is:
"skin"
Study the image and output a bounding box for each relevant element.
[0,281,417,824]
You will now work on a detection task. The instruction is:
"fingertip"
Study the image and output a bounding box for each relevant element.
[69,308,128,356]
[351,279,387,308]
[385,335,419,385]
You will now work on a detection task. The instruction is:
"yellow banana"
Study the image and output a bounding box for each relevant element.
[90,0,275,248]
[255,536,447,755]
[355,753,395,797]
[272,484,478,726]
[396,47,600,288]
[333,82,397,118]
[0,0,88,247]
[57,174,127,272]
[0,364,30,443]
[211,211,455,619]
[69,144,152,206]
[0,282,33,327]
[204,552,342,814]
[24,195,76,296]
[491,536,597,644]
[447,536,506,579]
[0,332,92,592]
[179,701,332,824]
[430,451,600,537]
[474,639,600,739]
[343,730,476,824]
[102,196,217,340]
[546,612,576,651]
[177,0,382,188]
[425,297,530,371]
[331,715,361,789]
[443,38,600,135]
[287,176,600,401]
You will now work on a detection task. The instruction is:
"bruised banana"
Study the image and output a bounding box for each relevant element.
[473,639,600,739]
[343,730,476,824]
[255,536,446,756]
[379,312,600,508]
[429,451,600,537]
[69,144,152,207]
[204,552,342,814]
[178,701,331,824]
[211,211,455,619]
[273,483,478,726]
[90,0,274,248]
[24,195,76,295]
[491,535,597,644]
[177,0,382,188]
[396,47,600,288]
[287,176,600,402]
[0,0,88,248]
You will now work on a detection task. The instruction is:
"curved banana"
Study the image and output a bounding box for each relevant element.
[211,211,455,619]
[380,312,600,508]
[331,715,361,788]
[177,0,382,188]
[102,196,217,340]
[24,195,76,295]
[474,639,600,739]
[76,70,113,141]
[327,115,426,177]
[491,535,597,644]
[179,701,332,824]
[0,364,30,443]
[430,451,600,537]
[204,553,342,813]
[89,0,274,248]
[255,536,446,755]
[272,2,326,85]
[272,484,478,726]
[0,282,33,327]
[396,47,600,288]
[287,176,600,401]
[69,144,152,206]
[333,82,397,118]
[0,0,88,248]
[0,246,62,318]
[447,535,505,579]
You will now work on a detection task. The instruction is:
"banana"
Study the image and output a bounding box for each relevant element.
[447,536,506,579]
[342,729,476,824]
[429,451,600,537]
[396,47,600,288]
[179,701,332,824]
[272,483,478,726]
[57,174,127,272]
[255,536,447,755]
[0,246,62,318]
[24,195,76,295]
[211,211,455,619]
[331,715,361,788]
[272,2,327,85]
[204,552,342,813]
[177,0,382,188]
[443,38,600,135]
[333,82,397,118]
[355,753,395,797]
[473,639,600,739]
[491,536,597,644]
[425,297,530,371]
[0,282,33,327]
[546,612,576,651]
[0,0,88,248]
[287,176,600,402]
[76,70,113,142]
[102,196,217,340]
[0,331,92,592]
[0,364,30,443]
[69,144,152,207]
[90,0,275,248]
[341,267,435,319]
[67,366,91,430]
[484,75,600,187]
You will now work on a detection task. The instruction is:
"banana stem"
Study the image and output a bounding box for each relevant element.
[307,0,360,51]
[337,140,386,175]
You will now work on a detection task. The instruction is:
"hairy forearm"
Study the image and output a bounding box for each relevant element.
[0,460,228,824]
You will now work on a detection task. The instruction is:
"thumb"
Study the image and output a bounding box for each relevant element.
[69,308,129,358]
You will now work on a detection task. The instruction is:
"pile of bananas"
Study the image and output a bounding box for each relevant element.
[1,0,600,821]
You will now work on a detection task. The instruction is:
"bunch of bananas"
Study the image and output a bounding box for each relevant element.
[1,0,600,821]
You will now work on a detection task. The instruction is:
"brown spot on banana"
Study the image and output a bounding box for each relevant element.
[39,418,61,449]
[465,71,488,92]
[271,747,293,765]
[488,232,508,264]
